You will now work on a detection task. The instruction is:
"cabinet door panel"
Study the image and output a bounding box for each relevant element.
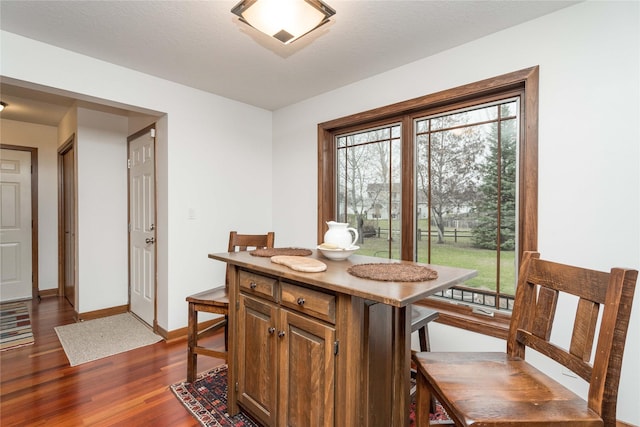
[278,310,336,427]
[238,294,278,426]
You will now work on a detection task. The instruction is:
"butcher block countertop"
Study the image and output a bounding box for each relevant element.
[209,250,477,307]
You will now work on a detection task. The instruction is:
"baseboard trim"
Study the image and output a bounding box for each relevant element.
[77,305,129,321]
[160,318,223,342]
[38,289,58,298]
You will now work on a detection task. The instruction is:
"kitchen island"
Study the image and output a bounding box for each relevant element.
[209,250,476,426]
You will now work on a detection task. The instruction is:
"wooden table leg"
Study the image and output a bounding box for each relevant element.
[226,266,239,415]
[187,302,197,383]
[391,305,411,426]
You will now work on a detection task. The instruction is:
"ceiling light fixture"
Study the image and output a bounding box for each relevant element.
[231,0,336,45]
[0,102,7,112]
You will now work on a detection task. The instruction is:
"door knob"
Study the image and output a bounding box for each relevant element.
[145,237,155,244]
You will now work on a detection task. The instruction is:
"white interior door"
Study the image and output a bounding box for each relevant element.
[129,130,156,326]
[0,149,32,301]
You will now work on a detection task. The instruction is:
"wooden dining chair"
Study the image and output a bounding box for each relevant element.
[413,251,637,427]
[186,231,275,382]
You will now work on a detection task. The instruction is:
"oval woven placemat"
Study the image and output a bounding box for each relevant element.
[250,247,313,257]
[347,263,438,282]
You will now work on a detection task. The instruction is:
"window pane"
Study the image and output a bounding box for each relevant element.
[416,100,518,307]
[336,125,401,259]
[498,116,518,303]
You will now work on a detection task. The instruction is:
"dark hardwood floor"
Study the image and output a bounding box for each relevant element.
[1,296,224,426]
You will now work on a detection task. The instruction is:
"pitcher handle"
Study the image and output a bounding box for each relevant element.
[347,227,359,248]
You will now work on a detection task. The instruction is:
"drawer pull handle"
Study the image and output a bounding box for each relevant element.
[278,330,285,338]
[297,297,305,306]
[250,282,257,289]
[268,327,276,334]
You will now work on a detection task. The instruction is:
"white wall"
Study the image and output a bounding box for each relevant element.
[1,31,273,331]
[75,108,129,313]
[272,1,639,424]
[0,119,59,292]
[161,94,273,331]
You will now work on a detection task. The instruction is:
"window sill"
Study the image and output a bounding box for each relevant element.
[416,297,511,340]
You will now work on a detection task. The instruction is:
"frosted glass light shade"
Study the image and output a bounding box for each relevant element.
[232,0,335,44]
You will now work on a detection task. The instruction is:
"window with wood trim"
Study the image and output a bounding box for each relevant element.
[318,67,538,317]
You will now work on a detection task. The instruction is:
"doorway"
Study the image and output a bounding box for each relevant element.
[128,125,157,328]
[0,145,38,301]
[58,136,76,308]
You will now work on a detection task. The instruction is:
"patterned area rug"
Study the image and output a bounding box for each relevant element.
[171,364,452,426]
[0,301,34,351]
[171,364,259,427]
[410,399,454,425]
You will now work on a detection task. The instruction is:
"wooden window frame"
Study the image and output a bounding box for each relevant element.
[317,67,539,338]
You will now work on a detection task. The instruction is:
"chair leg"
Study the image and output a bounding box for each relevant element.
[417,325,437,414]
[411,325,432,397]
[415,367,433,427]
[418,325,430,352]
[187,302,198,383]
[224,315,229,352]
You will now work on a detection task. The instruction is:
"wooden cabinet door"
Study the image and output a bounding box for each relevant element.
[278,309,336,427]
[237,294,278,426]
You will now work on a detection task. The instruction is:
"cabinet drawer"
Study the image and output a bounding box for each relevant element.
[281,282,335,324]
[239,270,278,302]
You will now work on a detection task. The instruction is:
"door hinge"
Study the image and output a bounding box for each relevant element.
[235,381,238,392]
[334,340,339,356]
[236,301,240,310]
[150,128,156,138]
[127,158,131,169]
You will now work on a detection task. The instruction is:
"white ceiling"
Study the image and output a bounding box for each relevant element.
[0,0,578,125]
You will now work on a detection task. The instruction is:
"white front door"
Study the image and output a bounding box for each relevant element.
[0,149,33,301]
[128,130,156,326]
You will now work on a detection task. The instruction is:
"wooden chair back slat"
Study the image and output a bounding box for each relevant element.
[571,298,599,362]
[531,286,557,340]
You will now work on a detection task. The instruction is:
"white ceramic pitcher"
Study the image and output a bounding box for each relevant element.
[324,221,359,249]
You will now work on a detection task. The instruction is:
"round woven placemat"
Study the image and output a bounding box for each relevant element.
[347,263,438,282]
[250,247,312,257]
